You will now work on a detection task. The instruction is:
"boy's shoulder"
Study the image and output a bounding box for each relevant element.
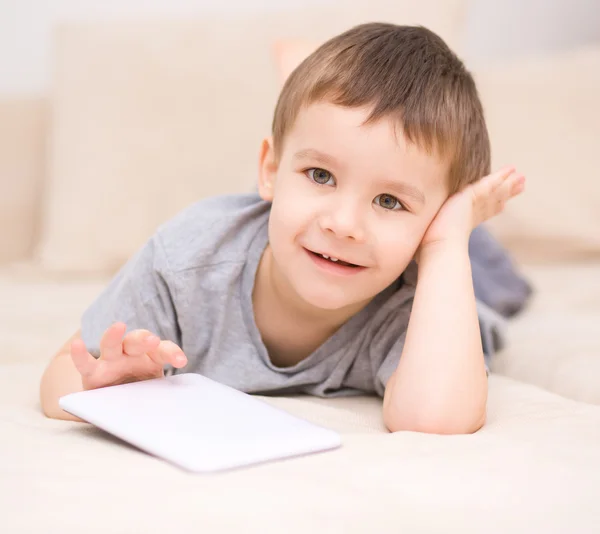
[153,192,270,273]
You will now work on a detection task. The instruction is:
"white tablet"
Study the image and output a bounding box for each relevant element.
[59,373,341,473]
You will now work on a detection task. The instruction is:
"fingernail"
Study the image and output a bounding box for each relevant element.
[146,335,159,344]
[175,354,186,365]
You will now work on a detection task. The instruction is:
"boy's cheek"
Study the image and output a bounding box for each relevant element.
[376,228,423,268]
[271,189,316,230]
[380,222,423,249]
[271,201,306,233]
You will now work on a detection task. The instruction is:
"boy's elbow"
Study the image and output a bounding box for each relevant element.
[383,405,486,435]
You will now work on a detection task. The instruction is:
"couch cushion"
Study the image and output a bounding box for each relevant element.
[0,98,46,264]
[493,262,600,405]
[0,265,108,365]
[475,46,600,262]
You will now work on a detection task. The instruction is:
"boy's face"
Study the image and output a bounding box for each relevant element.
[259,102,449,311]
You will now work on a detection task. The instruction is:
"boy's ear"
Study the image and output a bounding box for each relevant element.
[257,136,278,201]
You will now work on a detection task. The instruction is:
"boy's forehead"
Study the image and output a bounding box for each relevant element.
[291,101,382,137]
[289,102,440,161]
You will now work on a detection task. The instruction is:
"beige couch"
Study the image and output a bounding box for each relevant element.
[1,3,599,532]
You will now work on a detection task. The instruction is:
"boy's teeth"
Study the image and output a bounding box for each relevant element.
[320,253,339,262]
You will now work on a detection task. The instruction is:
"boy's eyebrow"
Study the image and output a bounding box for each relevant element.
[293,149,342,169]
[294,148,426,205]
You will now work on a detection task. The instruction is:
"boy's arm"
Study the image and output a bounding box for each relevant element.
[40,330,86,422]
[382,242,487,435]
[382,166,525,435]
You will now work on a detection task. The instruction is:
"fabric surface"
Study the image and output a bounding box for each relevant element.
[492,262,600,405]
[35,2,467,274]
[79,193,508,398]
[0,98,46,264]
[2,361,600,533]
[475,45,600,261]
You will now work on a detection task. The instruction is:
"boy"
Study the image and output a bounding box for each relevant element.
[40,23,525,434]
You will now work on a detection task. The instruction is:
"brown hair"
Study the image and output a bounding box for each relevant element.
[272,23,490,194]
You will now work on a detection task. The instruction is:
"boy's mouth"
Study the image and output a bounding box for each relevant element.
[305,249,363,268]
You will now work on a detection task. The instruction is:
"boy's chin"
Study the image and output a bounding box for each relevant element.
[296,285,366,313]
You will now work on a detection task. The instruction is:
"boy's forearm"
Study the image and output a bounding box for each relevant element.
[40,351,86,422]
[383,241,487,434]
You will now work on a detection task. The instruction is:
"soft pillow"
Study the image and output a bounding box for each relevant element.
[475,46,600,262]
[0,98,46,264]
[37,19,278,274]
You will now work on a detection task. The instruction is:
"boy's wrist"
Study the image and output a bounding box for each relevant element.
[416,236,470,266]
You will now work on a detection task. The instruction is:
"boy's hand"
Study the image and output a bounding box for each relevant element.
[70,322,188,390]
[417,166,525,258]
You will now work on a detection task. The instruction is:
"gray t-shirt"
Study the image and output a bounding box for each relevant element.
[81,193,502,398]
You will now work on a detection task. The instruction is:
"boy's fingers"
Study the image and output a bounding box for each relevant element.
[147,340,188,368]
[499,173,525,201]
[122,329,160,356]
[475,168,520,205]
[499,173,516,196]
[480,165,516,192]
[489,174,524,218]
[511,175,526,195]
[70,339,97,377]
[99,322,127,361]
[495,165,516,180]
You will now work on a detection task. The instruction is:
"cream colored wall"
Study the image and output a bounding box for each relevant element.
[2,0,600,94]
[1,0,334,95]
[462,0,600,66]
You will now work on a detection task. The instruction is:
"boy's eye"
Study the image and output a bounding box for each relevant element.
[374,193,404,211]
[307,168,334,185]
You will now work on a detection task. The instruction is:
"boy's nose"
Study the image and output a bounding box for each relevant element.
[318,202,366,242]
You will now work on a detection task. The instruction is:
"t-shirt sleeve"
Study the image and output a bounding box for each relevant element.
[80,234,181,358]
